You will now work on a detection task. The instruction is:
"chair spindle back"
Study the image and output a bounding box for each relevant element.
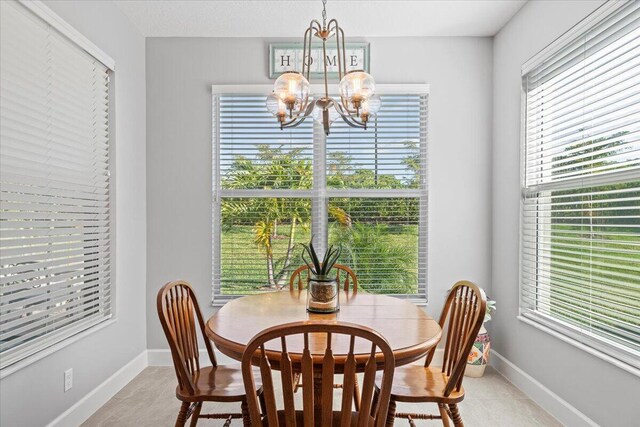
[242,321,395,427]
[157,280,217,395]
[425,280,486,397]
[289,264,358,292]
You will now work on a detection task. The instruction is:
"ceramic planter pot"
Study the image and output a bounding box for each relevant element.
[306,276,339,313]
[465,324,490,377]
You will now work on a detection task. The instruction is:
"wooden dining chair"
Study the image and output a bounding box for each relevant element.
[289,263,361,409]
[289,263,358,292]
[157,280,263,427]
[377,280,486,427]
[241,320,396,427]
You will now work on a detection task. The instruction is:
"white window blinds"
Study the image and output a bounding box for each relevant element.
[213,95,313,296]
[0,1,113,369]
[325,95,428,296]
[521,0,640,368]
[212,88,428,303]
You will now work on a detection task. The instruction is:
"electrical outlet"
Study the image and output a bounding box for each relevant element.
[64,368,73,392]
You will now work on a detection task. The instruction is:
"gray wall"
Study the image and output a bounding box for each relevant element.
[492,1,640,426]
[146,37,494,349]
[0,1,147,426]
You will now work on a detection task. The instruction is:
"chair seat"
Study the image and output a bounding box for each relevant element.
[176,363,262,402]
[376,365,465,404]
[266,410,374,426]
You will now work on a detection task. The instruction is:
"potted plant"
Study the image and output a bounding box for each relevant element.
[301,239,342,313]
[465,299,496,377]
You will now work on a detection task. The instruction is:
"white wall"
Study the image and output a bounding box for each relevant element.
[0,1,147,426]
[492,1,640,426]
[145,37,494,349]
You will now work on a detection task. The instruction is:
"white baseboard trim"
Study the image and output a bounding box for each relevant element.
[46,351,148,427]
[490,351,598,427]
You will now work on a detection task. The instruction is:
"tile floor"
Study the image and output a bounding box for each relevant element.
[81,366,561,426]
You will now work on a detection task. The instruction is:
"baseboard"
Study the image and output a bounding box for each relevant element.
[46,351,148,427]
[490,351,598,427]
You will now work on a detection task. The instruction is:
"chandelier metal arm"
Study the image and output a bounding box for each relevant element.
[334,102,367,129]
[303,20,323,81]
[339,94,359,115]
[281,116,309,129]
[327,19,347,81]
[334,98,351,116]
[284,86,311,120]
[302,26,312,79]
[280,99,317,128]
[339,114,367,129]
[322,35,329,99]
[310,19,323,30]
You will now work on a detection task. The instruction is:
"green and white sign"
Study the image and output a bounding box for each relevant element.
[269,42,369,79]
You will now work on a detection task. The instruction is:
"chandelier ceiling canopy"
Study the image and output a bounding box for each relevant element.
[266,0,380,135]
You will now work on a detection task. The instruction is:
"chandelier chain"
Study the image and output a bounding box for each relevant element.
[321,0,327,28]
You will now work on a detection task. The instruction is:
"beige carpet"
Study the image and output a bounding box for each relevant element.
[82,366,561,426]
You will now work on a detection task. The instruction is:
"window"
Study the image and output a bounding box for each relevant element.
[520,1,640,369]
[212,86,428,303]
[0,1,114,369]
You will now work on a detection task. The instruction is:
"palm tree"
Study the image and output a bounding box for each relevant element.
[222,145,312,288]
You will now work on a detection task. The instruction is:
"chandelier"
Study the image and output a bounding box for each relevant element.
[266,0,380,135]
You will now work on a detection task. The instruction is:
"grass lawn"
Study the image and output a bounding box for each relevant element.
[549,224,640,349]
[220,224,311,295]
[220,224,419,295]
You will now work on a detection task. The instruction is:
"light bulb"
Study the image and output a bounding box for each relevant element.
[339,70,376,102]
[266,93,286,116]
[353,78,361,93]
[273,71,310,116]
[361,95,381,115]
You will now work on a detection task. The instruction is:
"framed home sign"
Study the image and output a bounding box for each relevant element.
[269,42,370,79]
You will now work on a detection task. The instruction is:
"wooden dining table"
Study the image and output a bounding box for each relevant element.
[205,290,442,411]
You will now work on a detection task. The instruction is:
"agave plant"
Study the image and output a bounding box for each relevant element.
[301,238,342,279]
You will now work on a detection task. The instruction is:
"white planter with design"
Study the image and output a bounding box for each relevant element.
[465,324,490,378]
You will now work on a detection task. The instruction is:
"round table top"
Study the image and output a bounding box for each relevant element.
[206,290,442,368]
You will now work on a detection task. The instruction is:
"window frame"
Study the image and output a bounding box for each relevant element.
[0,0,116,375]
[211,84,429,306]
[518,0,640,375]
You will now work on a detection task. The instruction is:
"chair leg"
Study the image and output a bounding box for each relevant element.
[385,399,397,427]
[188,402,202,427]
[175,402,190,427]
[241,399,251,427]
[353,375,361,411]
[438,403,451,427]
[448,403,464,427]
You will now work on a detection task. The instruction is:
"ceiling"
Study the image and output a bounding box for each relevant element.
[114,0,527,38]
